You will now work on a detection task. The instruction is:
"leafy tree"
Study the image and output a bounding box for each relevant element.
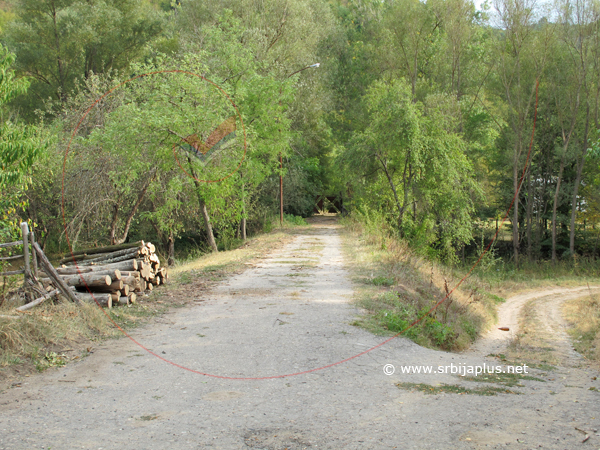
[0,45,43,241]
[2,0,165,118]
[346,79,480,261]
[490,0,550,266]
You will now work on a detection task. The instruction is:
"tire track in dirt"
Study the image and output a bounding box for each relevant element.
[1,219,600,449]
[470,286,600,361]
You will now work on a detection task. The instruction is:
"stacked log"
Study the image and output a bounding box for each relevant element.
[41,241,167,308]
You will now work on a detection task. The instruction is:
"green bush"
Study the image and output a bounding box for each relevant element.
[284,214,308,226]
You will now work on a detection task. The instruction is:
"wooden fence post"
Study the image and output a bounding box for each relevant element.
[29,232,39,279]
[32,242,81,304]
[20,222,31,282]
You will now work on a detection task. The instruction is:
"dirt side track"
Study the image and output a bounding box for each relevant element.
[1,218,599,449]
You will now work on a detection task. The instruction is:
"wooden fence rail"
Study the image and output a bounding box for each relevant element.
[0,222,39,280]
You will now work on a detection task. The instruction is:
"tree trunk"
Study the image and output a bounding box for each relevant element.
[109,203,119,246]
[85,279,123,292]
[74,292,112,308]
[188,158,218,253]
[111,168,157,245]
[65,274,112,288]
[198,195,218,252]
[91,259,138,272]
[512,159,520,267]
[62,241,142,261]
[77,249,140,267]
[378,154,405,229]
[526,168,533,261]
[167,230,175,266]
[552,156,566,263]
[569,105,590,255]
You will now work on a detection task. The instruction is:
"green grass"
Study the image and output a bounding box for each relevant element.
[341,218,490,352]
[396,382,519,396]
[370,276,395,286]
[462,372,545,387]
[341,214,600,354]
[283,214,309,226]
[487,354,557,372]
[465,256,600,297]
[35,351,67,372]
[139,414,159,421]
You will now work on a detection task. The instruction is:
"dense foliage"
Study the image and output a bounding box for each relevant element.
[1,0,600,266]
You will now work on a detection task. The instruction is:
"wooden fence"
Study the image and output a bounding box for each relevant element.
[0,222,79,311]
[1,224,165,311]
[0,222,39,281]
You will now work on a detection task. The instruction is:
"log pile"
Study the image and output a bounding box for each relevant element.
[40,241,167,308]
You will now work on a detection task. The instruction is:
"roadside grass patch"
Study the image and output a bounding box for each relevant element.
[468,257,600,297]
[0,291,167,381]
[371,276,394,286]
[562,291,600,362]
[171,228,298,278]
[462,372,545,387]
[341,218,491,351]
[284,214,309,226]
[35,351,67,372]
[487,354,557,371]
[341,214,600,355]
[396,382,518,396]
[139,414,159,421]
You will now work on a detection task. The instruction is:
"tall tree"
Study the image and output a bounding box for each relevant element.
[565,0,600,256]
[492,0,548,266]
[2,0,164,118]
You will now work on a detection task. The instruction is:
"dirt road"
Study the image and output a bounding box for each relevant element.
[1,218,599,449]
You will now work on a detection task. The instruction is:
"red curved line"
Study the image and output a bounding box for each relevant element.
[62,73,540,381]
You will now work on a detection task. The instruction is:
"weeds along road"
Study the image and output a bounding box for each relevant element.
[1,217,600,449]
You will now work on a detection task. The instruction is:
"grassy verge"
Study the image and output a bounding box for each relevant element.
[340,218,499,351]
[465,257,600,299]
[341,215,600,354]
[0,218,303,383]
[0,296,168,378]
[396,382,518,396]
[562,290,600,363]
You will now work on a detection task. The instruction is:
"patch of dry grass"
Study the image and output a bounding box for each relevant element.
[562,291,600,362]
[505,300,560,366]
[171,229,295,277]
[0,299,115,375]
[0,293,170,380]
[0,224,304,382]
[341,217,497,351]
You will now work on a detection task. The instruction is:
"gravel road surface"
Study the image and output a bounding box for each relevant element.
[1,218,599,449]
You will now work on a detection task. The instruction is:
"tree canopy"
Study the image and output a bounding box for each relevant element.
[1,0,600,266]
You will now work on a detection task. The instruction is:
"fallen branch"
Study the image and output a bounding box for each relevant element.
[16,289,60,312]
[32,242,81,304]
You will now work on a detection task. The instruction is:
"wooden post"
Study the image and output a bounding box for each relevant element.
[280,153,283,228]
[29,232,39,279]
[20,222,31,282]
[32,242,81,304]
